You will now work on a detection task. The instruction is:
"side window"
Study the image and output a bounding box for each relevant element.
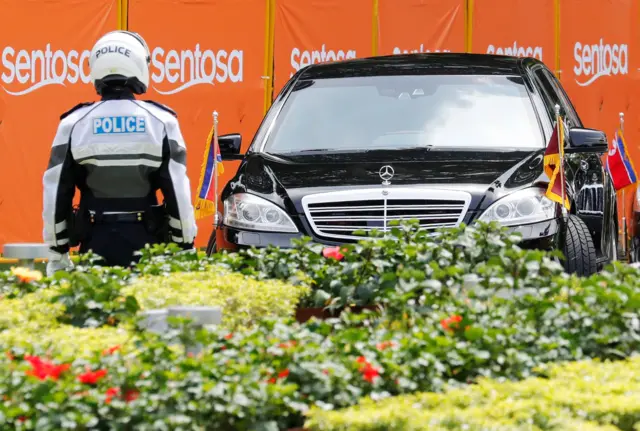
[533,68,581,128]
[542,69,583,128]
[532,68,562,120]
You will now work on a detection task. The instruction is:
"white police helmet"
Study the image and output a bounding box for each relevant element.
[89,30,151,95]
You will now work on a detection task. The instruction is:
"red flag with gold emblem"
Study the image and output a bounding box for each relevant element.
[543,115,570,211]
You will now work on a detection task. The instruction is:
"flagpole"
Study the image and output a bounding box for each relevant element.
[556,104,568,220]
[620,111,627,260]
[213,111,219,228]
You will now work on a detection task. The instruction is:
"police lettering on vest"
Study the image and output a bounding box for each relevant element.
[95,45,131,59]
[93,116,146,134]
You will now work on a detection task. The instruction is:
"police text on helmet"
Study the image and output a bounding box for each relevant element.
[95,45,132,59]
[1,45,91,95]
[486,43,543,60]
[150,45,243,95]
[573,39,628,87]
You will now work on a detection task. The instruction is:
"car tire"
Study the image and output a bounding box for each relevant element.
[563,214,598,276]
[206,229,217,256]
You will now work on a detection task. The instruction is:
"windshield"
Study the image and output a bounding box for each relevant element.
[262,74,545,154]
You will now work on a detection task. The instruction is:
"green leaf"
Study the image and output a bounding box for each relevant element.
[464,327,484,342]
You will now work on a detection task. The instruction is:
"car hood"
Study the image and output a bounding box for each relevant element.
[223,148,546,213]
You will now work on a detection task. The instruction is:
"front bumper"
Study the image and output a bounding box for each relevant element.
[507,218,561,251]
[219,217,562,252]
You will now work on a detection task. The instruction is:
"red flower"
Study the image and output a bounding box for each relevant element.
[278,369,290,379]
[360,363,381,383]
[375,341,397,351]
[267,368,290,384]
[124,389,140,402]
[440,315,463,332]
[355,356,381,384]
[6,351,14,361]
[24,355,70,381]
[224,333,233,340]
[322,246,345,261]
[102,345,121,356]
[322,369,330,375]
[278,340,297,349]
[77,368,108,385]
[105,387,120,404]
[17,416,26,423]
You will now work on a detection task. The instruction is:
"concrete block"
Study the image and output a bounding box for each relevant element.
[3,243,50,260]
[137,306,223,356]
[167,306,223,326]
[138,309,169,334]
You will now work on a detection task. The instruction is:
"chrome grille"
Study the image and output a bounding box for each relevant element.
[302,188,471,241]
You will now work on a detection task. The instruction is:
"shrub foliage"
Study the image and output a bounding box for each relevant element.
[0,221,639,430]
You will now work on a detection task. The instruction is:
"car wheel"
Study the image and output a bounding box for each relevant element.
[206,229,217,256]
[631,237,640,263]
[563,214,598,276]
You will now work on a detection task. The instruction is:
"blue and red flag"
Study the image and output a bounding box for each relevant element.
[194,120,224,219]
[606,128,637,192]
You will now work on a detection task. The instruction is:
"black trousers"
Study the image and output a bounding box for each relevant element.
[79,221,159,267]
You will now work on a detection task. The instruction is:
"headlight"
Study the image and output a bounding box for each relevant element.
[478,188,556,227]
[223,193,298,233]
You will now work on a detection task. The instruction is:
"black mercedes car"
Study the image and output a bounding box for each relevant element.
[209,53,618,277]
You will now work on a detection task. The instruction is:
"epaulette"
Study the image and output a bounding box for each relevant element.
[142,100,178,118]
[60,102,95,120]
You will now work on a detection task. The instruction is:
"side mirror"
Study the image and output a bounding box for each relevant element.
[218,133,244,160]
[566,128,608,154]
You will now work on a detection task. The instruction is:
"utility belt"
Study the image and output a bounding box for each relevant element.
[68,203,171,247]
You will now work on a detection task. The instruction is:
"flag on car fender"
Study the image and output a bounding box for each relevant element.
[543,114,571,211]
[606,128,637,191]
[194,116,225,220]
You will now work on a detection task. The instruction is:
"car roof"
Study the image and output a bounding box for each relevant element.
[298,53,544,80]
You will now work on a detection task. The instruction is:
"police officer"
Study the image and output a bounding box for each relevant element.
[42,31,197,275]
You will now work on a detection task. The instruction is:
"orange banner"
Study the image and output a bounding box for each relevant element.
[559,0,634,138]
[128,0,268,248]
[273,0,374,96]
[377,0,465,56]
[559,0,639,235]
[0,0,118,247]
[471,0,555,67]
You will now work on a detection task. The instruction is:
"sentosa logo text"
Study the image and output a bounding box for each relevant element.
[151,45,243,95]
[392,46,451,55]
[1,45,91,96]
[1,43,244,96]
[573,39,628,86]
[290,45,357,76]
[486,43,543,60]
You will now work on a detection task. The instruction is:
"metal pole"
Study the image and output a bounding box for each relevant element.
[620,111,627,260]
[213,111,219,228]
[555,104,568,219]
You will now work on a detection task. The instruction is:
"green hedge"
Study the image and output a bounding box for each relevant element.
[2,222,640,429]
[124,266,310,329]
[305,356,640,431]
[0,264,307,360]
